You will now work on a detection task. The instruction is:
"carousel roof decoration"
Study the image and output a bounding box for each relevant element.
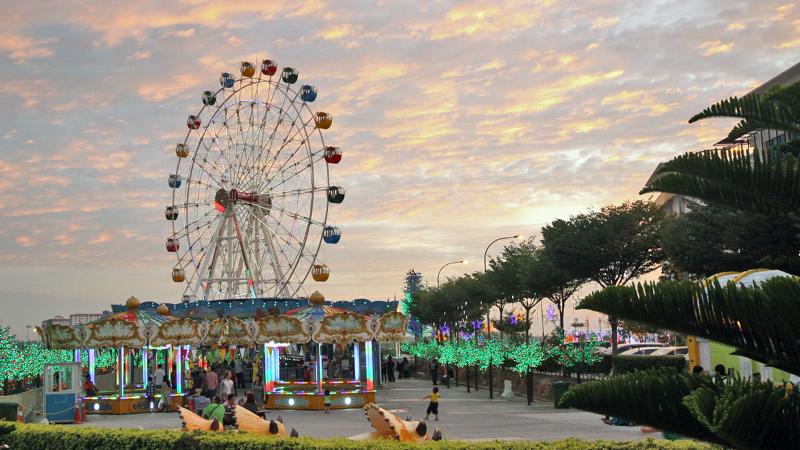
[254,315,311,344]
[150,310,205,347]
[83,296,172,349]
[374,312,410,343]
[313,311,373,343]
[43,323,84,350]
[205,316,253,347]
[284,291,349,322]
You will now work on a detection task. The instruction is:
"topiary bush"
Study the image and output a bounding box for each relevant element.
[0,422,715,449]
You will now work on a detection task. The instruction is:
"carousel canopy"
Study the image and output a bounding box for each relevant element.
[44,296,407,349]
[111,298,400,319]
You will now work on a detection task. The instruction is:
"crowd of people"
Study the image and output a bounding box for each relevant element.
[381,356,412,382]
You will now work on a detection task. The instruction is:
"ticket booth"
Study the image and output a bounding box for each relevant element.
[44,362,82,423]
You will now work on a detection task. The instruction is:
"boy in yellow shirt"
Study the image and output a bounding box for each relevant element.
[423,387,440,421]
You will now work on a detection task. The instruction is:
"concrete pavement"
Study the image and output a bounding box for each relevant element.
[77,377,651,441]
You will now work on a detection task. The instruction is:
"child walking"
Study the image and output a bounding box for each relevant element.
[324,389,332,414]
[423,387,440,421]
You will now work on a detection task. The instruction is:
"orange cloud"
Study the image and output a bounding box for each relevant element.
[698,40,734,56]
[0,33,56,62]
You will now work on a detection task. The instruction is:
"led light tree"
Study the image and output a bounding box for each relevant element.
[509,340,547,374]
[549,330,603,383]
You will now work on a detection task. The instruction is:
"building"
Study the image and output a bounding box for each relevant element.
[649,60,800,216]
[41,312,108,329]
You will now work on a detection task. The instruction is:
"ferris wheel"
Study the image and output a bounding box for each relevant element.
[165,59,344,300]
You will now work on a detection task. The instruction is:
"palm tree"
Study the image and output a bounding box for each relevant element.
[561,82,800,449]
[641,82,800,215]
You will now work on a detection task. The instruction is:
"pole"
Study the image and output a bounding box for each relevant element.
[484,235,521,399]
[437,260,465,289]
[353,343,360,381]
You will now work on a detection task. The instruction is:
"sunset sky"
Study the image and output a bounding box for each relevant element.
[1,0,799,337]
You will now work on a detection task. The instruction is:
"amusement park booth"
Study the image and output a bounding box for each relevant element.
[689,269,800,384]
[43,362,82,423]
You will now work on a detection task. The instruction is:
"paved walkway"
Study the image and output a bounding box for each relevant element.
[78,378,650,441]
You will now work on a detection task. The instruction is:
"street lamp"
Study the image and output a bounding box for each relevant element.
[482,234,523,400]
[483,234,524,272]
[437,260,467,288]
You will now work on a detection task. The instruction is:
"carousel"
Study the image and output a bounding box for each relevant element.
[40,293,407,414]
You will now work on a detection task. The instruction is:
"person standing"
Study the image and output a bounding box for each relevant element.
[205,366,219,397]
[423,387,441,421]
[153,365,165,390]
[430,360,439,385]
[234,357,245,388]
[323,389,332,414]
[220,371,235,401]
[386,356,396,382]
[158,376,173,412]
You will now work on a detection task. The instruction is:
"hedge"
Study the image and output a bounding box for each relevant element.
[0,422,715,449]
[544,355,686,377]
[612,355,687,374]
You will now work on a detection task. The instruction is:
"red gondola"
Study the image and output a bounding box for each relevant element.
[323,146,342,164]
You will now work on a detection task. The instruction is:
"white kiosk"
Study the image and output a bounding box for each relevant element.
[43,362,82,423]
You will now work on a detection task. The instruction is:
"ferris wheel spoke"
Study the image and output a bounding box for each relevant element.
[248,201,324,227]
[173,208,218,240]
[198,132,232,182]
[246,207,297,286]
[260,114,314,185]
[259,110,318,194]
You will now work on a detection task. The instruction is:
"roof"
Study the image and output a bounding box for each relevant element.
[110,297,399,320]
[714,61,800,145]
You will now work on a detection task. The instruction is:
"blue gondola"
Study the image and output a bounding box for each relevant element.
[220,72,235,89]
[300,85,317,102]
[168,174,182,189]
[323,226,341,244]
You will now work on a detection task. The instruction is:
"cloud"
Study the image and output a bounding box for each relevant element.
[2,0,800,336]
[591,17,619,29]
[698,40,735,56]
[0,33,56,62]
[160,28,196,38]
[127,50,151,60]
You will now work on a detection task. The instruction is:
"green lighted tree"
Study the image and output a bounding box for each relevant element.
[548,330,603,383]
[508,340,546,373]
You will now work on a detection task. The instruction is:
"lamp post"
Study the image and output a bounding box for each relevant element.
[26,325,31,341]
[482,234,523,399]
[437,260,466,289]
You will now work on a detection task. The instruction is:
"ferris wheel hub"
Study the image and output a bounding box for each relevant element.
[214,189,272,211]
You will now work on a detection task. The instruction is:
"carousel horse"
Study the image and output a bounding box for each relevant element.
[177,405,222,432]
[234,405,299,437]
[362,403,442,442]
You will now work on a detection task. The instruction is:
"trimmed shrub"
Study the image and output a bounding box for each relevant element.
[0,422,715,449]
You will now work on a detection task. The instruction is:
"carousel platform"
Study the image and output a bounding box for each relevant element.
[84,392,184,415]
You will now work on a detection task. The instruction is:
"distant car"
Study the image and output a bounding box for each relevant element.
[619,346,663,356]
[650,346,689,357]
[600,342,666,355]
